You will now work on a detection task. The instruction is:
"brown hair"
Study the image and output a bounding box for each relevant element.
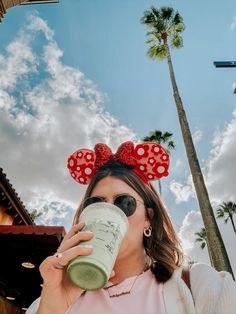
[73,162,183,282]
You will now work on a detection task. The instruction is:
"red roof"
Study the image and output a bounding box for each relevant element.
[0,225,66,235]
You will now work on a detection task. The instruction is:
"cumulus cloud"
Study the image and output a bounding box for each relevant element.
[171,106,236,272]
[0,13,136,229]
[230,15,236,30]
[179,210,236,274]
[192,129,203,144]
[169,175,195,203]
[232,82,236,93]
[178,210,209,263]
[170,106,236,207]
[207,109,236,203]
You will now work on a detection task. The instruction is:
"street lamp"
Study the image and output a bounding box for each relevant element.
[214,61,236,68]
[213,61,236,93]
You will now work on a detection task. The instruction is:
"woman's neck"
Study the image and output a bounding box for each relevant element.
[110,251,149,285]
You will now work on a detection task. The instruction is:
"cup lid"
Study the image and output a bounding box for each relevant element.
[80,202,128,235]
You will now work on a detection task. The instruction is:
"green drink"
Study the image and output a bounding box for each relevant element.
[67,202,128,290]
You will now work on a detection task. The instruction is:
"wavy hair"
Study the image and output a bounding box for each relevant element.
[73,162,183,282]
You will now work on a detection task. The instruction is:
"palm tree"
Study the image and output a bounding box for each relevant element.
[195,227,207,249]
[142,130,175,195]
[29,208,42,222]
[142,130,175,152]
[195,227,213,265]
[141,6,233,276]
[216,202,236,234]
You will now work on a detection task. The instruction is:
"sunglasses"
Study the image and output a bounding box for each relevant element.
[82,194,144,217]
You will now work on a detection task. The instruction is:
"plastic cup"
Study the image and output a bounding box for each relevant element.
[67,202,128,290]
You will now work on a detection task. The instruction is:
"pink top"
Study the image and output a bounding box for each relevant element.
[67,269,166,314]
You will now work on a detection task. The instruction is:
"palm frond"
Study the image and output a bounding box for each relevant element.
[145,31,162,45]
[145,37,156,45]
[201,242,206,250]
[160,7,174,21]
[152,130,162,141]
[142,135,155,142]
[224,217,229,224]
[161,131,173,141]
[147,44,167,60]
[216,201,236,219]
[167,140,175,150]
[195,227,207,250]
[142,130,175,154]
[175,23,185,33]
[141,6,160,27]
[195,227,206,240]
[216,208,225,218]
[173,12,184,25]
[171,35,183,49]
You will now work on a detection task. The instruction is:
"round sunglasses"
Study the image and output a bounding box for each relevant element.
[82,194,144,217]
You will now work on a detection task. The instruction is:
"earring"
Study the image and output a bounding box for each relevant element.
[144,226,152,237]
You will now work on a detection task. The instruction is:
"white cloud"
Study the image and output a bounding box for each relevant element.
[170,158,183,175]
[192,129,203,144]
[179,210,236,274]
[207,109,236,203]
[26,11,54,41]
[232,82,236,93]
[230,16,236,30]
[0,33,37,92]
[171,108,236,206]
[0,13,136,229]
[178,210,209,262]
[176,104,236,274]
[169,175,195,203]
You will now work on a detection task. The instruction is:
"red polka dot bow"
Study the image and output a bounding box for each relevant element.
[67,141,169,185]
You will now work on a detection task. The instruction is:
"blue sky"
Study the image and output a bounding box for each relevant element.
[1,0,236,269]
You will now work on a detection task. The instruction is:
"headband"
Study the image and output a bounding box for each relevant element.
[67,141,169,185]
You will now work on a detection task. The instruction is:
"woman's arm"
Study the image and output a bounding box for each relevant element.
[190,263,236,314]
[26,223,93,314]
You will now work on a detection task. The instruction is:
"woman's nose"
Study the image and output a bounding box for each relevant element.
[105,198,115,204]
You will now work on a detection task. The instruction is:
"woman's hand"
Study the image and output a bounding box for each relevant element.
[36,222,93,314]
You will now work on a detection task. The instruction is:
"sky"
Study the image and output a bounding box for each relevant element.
[0,0,236,273]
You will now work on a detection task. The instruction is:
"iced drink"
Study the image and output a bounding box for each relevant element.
[67,202,128,290]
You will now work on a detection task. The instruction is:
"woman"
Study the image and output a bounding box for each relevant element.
[26,141,236,314]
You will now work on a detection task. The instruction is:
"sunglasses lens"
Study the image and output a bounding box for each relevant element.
[115,195,136,217]
[83,196,103,209]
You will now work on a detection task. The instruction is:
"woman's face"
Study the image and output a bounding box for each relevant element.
[90,176,151,261]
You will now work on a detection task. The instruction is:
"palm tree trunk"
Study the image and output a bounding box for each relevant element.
[229,214,236,234]
[206,243,213,266]
[164,40,234,278]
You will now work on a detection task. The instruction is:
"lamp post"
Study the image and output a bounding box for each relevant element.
[214,61,236,68]
[214,61,236,93]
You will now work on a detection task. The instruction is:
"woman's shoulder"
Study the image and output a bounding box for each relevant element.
[189,263,236,313]
[168,263,236,313]
[189,262,235,288]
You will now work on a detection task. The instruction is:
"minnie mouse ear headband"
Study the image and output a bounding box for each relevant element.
[67,141,169,185]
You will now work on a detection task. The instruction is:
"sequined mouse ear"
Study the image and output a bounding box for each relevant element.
[67,149,96,185]
[133,142,170,182]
